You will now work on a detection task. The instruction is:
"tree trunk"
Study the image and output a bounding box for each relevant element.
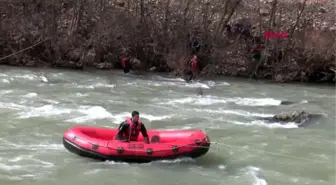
[163,0,171,53]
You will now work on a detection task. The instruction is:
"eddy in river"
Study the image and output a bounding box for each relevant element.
[259,111,323,127]
[115,111,150,143]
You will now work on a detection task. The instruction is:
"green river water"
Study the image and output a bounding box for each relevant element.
[0,66,335,185]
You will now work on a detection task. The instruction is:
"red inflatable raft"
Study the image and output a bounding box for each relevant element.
[63,126,211,162]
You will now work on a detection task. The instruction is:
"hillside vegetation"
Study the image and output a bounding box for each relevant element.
[0,0,335,83]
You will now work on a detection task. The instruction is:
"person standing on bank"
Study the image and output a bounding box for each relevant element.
[185,55,200,82]
[120,56,131,73]
[115,111,150,144]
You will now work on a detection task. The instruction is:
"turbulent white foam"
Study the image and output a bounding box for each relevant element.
[148,76,213,89]
[43,99,60,104]
[218,109,273,118]
[155,76,185,82]
[149,157,195,164]
[0,163,22,171]
[173,107,272,120]
[0,102,27,110]
[228,98,281,106]
[83,169,102,175]
[146,80,210,89]
[161,97,226,106]
[244,166,268,185]
[108,112,174,124]
[0,90,13,95]
[8,102,173,123]
[23,92,38,98]
[95,83,116,88]
[218,164,227,170]
[218,82,231,86]
[39,76,48,83]
[0,155,55,179]
[181,126,192,129]
[75,92,88,97]
[16,105,72,119]
[205,80,230,87]
[171,77,186,82]
[160,95,282,107]
[66,106,113,123]
[33,133,50,137]
[77,85,94,89]
[124,82,138,86]
[147,81,176,87]
[231,120,298,129]
[6,176,22,180]
[77,83,115,89]
[141,114,173,121]
[300,100,308,104]
[2,139,63,151]
[18,143,62,152]
[8,156,27,162]
[29,158,54,168]
[1,79,10,83]
[206,81,216,87]
[104,160,129,165]
[33,73,48,83]
[185,82,210,89]
[155,76,230,88]
[66,106,170,124]
[28,143,63,151]
[13,74,35,80]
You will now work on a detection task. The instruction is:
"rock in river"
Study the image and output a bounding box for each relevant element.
[259,111,323,127]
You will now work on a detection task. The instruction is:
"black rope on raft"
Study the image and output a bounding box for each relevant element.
[65,135,329,164]
[66,135,210,153]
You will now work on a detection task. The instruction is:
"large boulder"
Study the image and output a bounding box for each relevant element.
[272,111,308,123]
[260,111,323,127]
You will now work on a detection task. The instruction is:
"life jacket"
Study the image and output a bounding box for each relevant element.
[191,56,197,68]
[190,55,199,73]
[252,44,260,52]
[121,57,128,68]
[123,118,142,141]
[187,55,197,68]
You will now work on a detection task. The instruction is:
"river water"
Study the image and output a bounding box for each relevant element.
[0,66,335,185]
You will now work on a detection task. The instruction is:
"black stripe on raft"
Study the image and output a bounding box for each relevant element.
[63,137,210,163]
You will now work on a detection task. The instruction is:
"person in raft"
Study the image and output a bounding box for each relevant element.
[115,111,150,144]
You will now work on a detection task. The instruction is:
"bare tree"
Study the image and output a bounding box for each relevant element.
[0,0,334,82]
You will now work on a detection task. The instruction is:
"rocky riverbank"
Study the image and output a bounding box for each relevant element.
[0,0,335,83]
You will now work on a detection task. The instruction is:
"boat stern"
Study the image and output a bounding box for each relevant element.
[189,130,211,158]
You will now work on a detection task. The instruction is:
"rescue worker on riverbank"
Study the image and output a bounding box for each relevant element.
[115,111,150,144]
[250,37,263,61]
[190,37,201,55]
[120,56,131,73]
[186,55,200,82]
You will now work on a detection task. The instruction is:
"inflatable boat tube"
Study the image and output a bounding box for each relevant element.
[63,126,211,163]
